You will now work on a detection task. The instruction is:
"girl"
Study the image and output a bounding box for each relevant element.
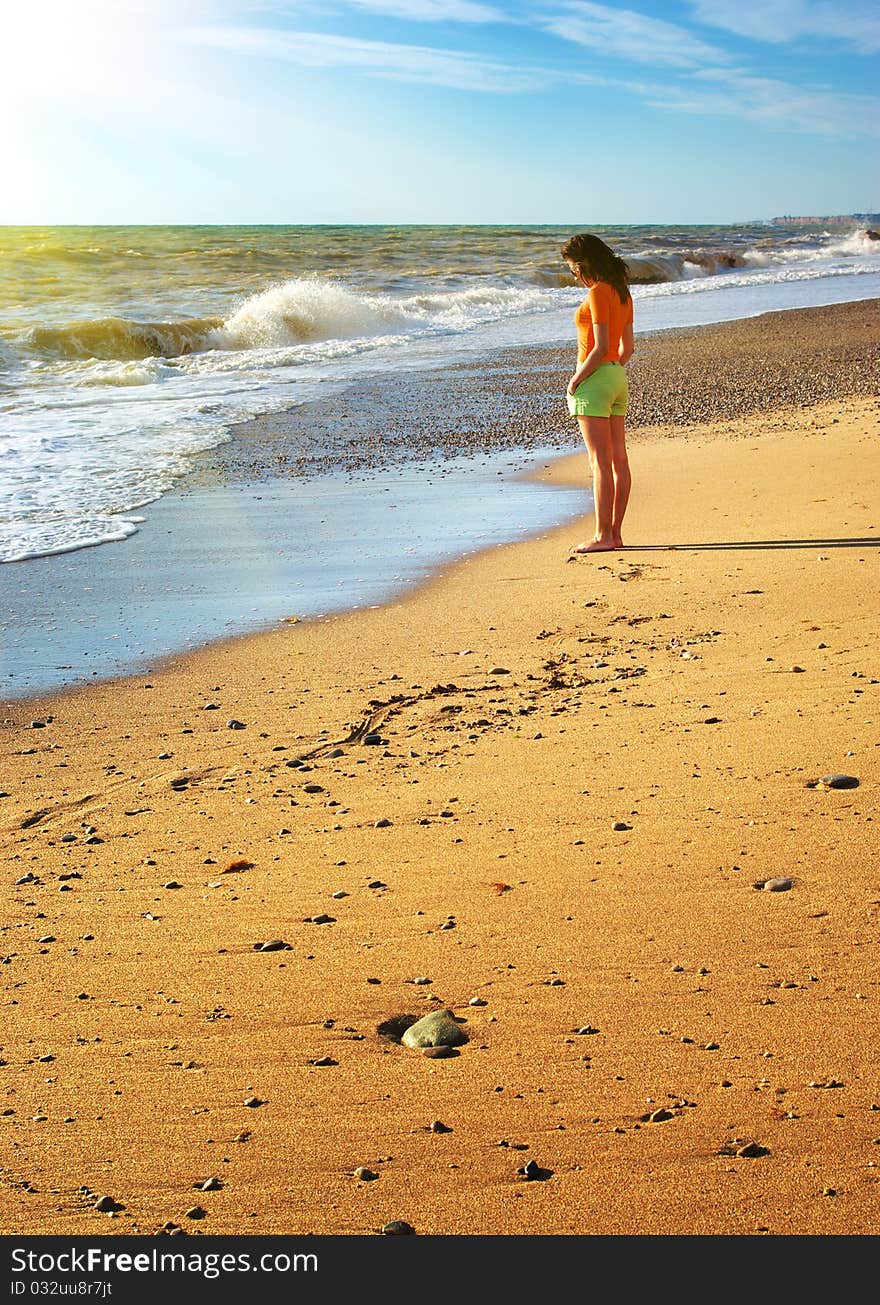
[561,233,634,552]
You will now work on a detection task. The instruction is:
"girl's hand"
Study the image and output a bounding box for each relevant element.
[567,375,581,396]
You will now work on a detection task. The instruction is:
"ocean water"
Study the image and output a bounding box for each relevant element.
[2,222,879,564]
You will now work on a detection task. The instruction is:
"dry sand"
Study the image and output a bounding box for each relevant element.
[2,340,879,1235]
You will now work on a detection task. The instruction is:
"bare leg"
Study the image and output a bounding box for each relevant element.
[609,414,631,548]
[573,416,616,552]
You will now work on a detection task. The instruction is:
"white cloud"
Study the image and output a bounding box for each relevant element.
[689,1,880,53]
[181,25,553,91]
[344,0,507,21]
[542,0,729,68]
[644,66,880,137]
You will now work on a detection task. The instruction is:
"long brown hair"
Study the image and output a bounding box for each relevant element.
[562,233,630,305]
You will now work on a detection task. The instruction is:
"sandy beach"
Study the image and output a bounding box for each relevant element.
[2,304,878,1237]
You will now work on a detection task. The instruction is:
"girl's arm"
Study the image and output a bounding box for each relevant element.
[567,321,608,394]
[618,321,634,365]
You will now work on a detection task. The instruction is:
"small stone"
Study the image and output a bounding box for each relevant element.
[818,774,859,790]
[354,1167,378,1181]
[331,891,348,900]
[185,1206,207,1220]
[381,1221,415,1235]
[735,1141,768,1158]
[374,818,393,828]
[163,881,183,890]
[243,1096,264,1108]
[704,1041,720,1050]
[309,1056,338,1067]
[703,716,721,724]
[94,1195,116,1212]
[489,668,510,676]
[468,996,487,1007]
[790,666,806,673]
[303,783,324,794]
[648,1108,674,1123]
[521,1159,541,1180]
[422,1045,455,1058]
[612,820,631,832]
[363,734,382,746]
[200,1178,222,1191]
[577,1025,599,1035]
[430,1120,452,1133]
[226,720,246,730]
[257,939,291,952]
[309,914,335,925]
[761,878,793,892]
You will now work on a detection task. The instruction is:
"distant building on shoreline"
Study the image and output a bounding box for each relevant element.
[771,214,880,226]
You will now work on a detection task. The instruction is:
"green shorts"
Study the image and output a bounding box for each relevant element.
[567,361,628,418]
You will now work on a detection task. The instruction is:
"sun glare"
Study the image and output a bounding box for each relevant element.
[0,0,207,118]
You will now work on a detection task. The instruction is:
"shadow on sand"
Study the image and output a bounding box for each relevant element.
[626,536,878,552]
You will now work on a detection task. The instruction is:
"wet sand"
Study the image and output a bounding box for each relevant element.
[1,301,879,1237]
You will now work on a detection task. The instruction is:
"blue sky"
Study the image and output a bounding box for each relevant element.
[2,0,877,223]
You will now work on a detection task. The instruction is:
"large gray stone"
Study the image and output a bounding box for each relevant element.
[401,1009,467,1049]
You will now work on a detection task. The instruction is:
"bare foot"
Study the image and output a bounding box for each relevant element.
[612,534,624,549]
[572,538,617,554]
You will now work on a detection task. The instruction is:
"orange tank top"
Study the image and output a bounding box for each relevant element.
[575,280,633,364]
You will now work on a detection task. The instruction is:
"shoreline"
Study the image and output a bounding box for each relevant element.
[2,386,877,1235]
[2,299,878,705]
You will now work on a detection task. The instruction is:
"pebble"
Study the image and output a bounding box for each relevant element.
[309,914,335,925]
[257,939,291,952]
[422,1045,456,1059]
[762,877,793,892]
[430,1120,452,1133]
[354,1167,378,1181]
[163,881,183,890]
[468,996,487,1007]
[243,1096,264,1108]
[226,720,246,730]
[375,818,393,828]
[200,1178,222,1192]
[611,820,631,832]
[309,1056,338,1067]
[790,665,806,673]
[94,1195,117,1212]
[648,1108,674,1122]
[185,1206,207,1220]
[818,774,859,790]
[412,976,431,985]
[520,1159,541,1180]
[381,1221,415,1235]
[489,668,510,676]
[735,1141,767,1158]
[363,734,382,746]
[331,891,348,899]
